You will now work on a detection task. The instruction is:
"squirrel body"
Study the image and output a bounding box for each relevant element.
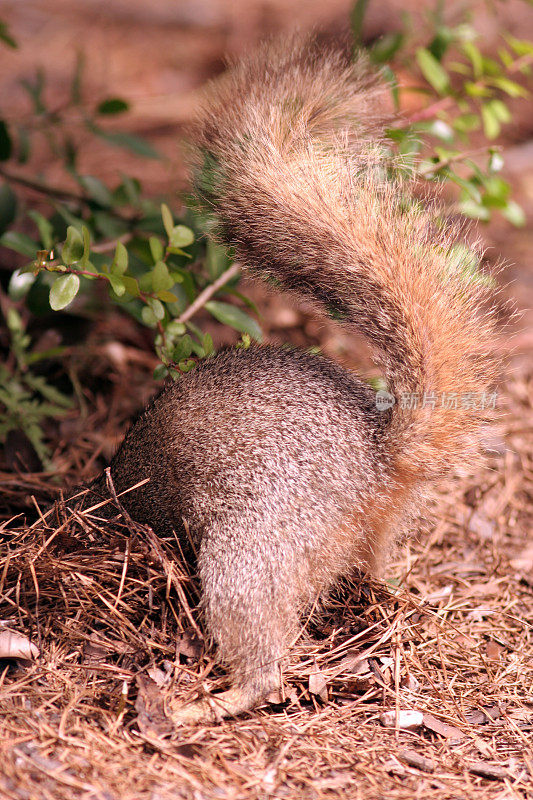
[80,37,496,723]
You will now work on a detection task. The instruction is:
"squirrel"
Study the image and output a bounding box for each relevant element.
[75,36,497,724]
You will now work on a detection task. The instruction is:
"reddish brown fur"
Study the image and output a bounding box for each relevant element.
[192,35,497,479]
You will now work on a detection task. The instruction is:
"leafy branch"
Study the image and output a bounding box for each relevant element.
[353,0,531,226]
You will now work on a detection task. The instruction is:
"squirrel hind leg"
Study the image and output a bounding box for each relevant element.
[169,520,297,725]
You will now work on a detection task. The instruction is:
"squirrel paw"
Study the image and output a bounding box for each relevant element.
[169,686,262,726]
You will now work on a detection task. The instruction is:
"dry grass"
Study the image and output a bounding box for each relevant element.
[0,353,532,800]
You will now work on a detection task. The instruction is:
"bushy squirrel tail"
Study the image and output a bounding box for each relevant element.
[190,35,497,480]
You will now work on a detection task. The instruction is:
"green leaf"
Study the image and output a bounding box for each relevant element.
[153,364,169,380]
[202,332,214,356]
[79,175,113,206]
[237,333,251,350]
[52,205,84,234]
[138,271,153,293]
[205,301,262,341]
[61,225,84,265]
[16,125,30,164]
[483,176,510,208]
[169,225,194,249]
[108,274,126,296]
[459,199,490,221]
[97,97,130,115]
[6,307,22,331]
[111,241,128,274]
[156,290,179,303]
[504,35,533,58]
[416,48,451,94]
[71,51,84,105]
[480,100,510,140]
[498,47,514,69]
[152,260,174,292]
[166,246,192,258]
[165,321,186,337]
[481,56,500,77]
[80,224,91,267]
[93,210,128,239]
[381,65,399,110]
[350,0,370,43]
[49,273,80,310]
[428,26,454,62]
[190,339,205,357]
[27,210,53,249]
[25,374,72,407]
[161,203,174,238]
[64,137,78,171]
[149,236,164,263]
[448,61,470,76]
[481,104,500,139]
[141,306,158,327]
[8,268,35,300]
[178,359,196,373]
[491,77,528,98]
[148,298,165,321]
[122,275,140,297]
[0,230,38,257]
[370,32,404,64]
[465,82,490,98]
[114,175,141,207]
[446,173,481,203]
[487,99,511,123]
[90,125,161,159]
[0,183,17,235]
[502,200,526,227]
[21,69,45,114]
[206,239,229,280]
[0,21,17,48]
[0,120,12,161]
[462,41,483,79]
[172,335,193,361]
[453,113,480,133]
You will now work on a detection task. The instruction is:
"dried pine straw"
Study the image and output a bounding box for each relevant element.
[0,368,531,800]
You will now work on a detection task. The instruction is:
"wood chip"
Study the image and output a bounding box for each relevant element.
[467,761,509,781]
[398,749,436,773]
[309,661,328,702]
[423,713,466,740]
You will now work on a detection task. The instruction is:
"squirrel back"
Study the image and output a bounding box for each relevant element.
[78,36,497,724]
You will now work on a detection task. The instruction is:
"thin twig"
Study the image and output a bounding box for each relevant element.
[418,145,492,176]
[176,262,241,325]
[91,233,133,253]
[0,166,139,222]
[0,165,90,205]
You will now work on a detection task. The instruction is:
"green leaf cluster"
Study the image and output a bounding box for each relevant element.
[351,1,530,227]
[0,308,72,467]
